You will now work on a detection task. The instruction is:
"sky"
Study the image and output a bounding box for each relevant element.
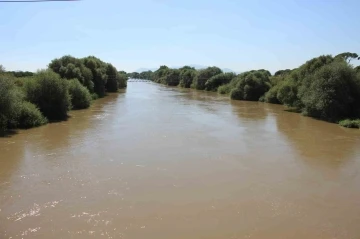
[0,0,359,73]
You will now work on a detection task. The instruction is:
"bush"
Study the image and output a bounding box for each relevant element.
[68,79,92,109]
[230,71,270,101]
[299,62,360,121]
[205,72,236,91]
[117,73,128,88]
[105,64,119,92]
[339,119,360,128]
[230,88,243,99]
[160,69,180,86]
[17,101,47,129]
[82,56,109,97]
[152,65,170,84]
[191,67,222,90]
[218,83,232,94]
[91,93,99,100]
[276,78,300,107]
[24,70,71,120]
[264,85,281,104]
[0,76,22,132]
[179,68,196,88]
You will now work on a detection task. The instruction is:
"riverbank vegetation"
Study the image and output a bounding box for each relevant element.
[138,52,360,128]
[0,56,128,134]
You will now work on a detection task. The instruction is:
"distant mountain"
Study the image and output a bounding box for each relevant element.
[134,68,157,73]
[135,65,236,73]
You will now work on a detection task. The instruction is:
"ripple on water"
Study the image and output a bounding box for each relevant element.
[7,200,62,222]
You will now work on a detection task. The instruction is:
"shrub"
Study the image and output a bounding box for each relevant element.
[355,66,360,73]
[230,71,270,101]
[276,78,301,107]
[82,66,94,92]
[139,70,152,80]
[164,69,180,86]
[82,56,109,97]
[230,88,243,99]
[297,55,334,78]
[91,93,99,100]
[105,64,119,92]
[152,66,170,84]
[299,62,360,121]
[17,101,47,129]
[264,85,281,104]
[68,79,92,109]
[218,83,232,94]
[205,72,236,91]
[191,67,222,90]
[117,73,128,88]
[179,68,196,88]
[339,119,360,128]
[0,76,22,132]
[24,70,71,120]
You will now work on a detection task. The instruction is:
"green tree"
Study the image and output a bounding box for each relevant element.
[83,56,108,97]
[17,102,47,129]
[179,67,196,88]
[205,72,236,91]
[162,69,180,86]
[230,70,270,101]
[153,66,170,83]
[128,72,140,79]
[139,70,153,80]
[0,76,22,132]
[24,70,71,120]
[335,52,359,63]
[191,67,222,90]
[117,73,128,88]
[275,55,335,108]
[105,63,119,92]
[355,65,360,73]
[299,61,360,121]
[68,79,92,109]
[274,69,291,76]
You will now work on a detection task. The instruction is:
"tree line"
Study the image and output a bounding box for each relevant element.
[135,52,360,128]
[0,55,128,134]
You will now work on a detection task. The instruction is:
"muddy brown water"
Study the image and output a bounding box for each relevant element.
[1,81,360,239]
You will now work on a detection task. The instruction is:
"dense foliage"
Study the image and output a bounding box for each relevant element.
[7,71,34,78]
[128,72,140,79]
[139,71,153,80]
[49,55,127,97]
[17,101,47,129]
[2,52,360,134]
[0,76,22,131]
[1,55,127,134]
[191,67,222,90]
[229,70,271,101]
[262,54,360,123]
[178,66,196,88]
[24,70,72,120]
[68,79,92,109]
[147,52,360,128]
[0,74,47,133]
[205,72,236,91]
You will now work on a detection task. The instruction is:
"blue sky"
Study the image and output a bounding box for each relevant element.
[0,0,359,73]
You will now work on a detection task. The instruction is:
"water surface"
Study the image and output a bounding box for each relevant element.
[1,81,360,238]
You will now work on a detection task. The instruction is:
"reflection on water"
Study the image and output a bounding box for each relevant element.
[1,82,360,239]
[276,109,360,165]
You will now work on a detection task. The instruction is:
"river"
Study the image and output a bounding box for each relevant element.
[1,81,360,239]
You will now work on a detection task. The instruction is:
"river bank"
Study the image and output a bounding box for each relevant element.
[136,53,360,128]
[0,55,128,135]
